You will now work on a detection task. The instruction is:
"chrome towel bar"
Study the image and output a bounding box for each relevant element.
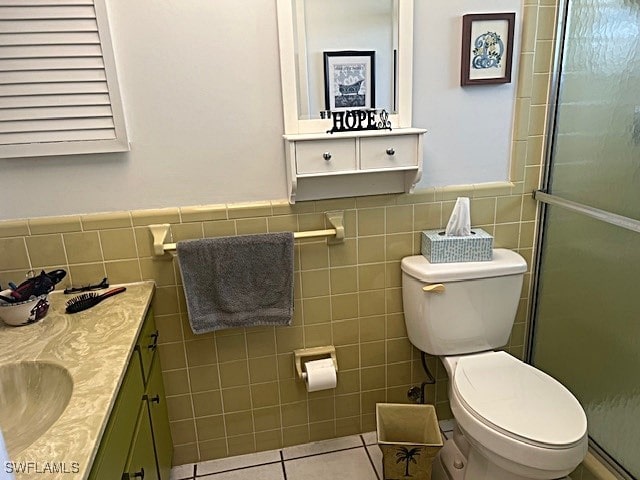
[148,210,345,256]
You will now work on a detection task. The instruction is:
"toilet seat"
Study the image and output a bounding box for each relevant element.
[453,351,587,449]
[446,351,588,475]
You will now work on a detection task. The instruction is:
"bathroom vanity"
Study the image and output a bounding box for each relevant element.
[89,305,172,480]
[0,282,171,480]
[276,0,426,202]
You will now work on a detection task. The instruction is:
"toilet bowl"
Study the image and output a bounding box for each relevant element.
[401,250,588,479]
[438,352,587,480]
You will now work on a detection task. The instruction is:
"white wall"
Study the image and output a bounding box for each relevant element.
[414,0,522,187]
[0,0,522,221]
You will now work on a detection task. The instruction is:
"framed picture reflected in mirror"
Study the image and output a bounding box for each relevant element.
[324,50,376,112]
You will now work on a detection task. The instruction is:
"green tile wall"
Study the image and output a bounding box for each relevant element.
[0,189,538,464]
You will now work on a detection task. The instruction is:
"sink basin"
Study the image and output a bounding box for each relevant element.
[0,361,73,456]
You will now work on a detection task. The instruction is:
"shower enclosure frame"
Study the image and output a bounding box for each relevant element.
[526,0,639,478]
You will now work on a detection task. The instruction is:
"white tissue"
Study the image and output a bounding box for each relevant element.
[445,197,471,236]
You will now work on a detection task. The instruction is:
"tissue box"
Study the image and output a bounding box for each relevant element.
[421,228,493,263]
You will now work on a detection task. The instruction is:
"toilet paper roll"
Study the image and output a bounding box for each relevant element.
[304,358,337,392]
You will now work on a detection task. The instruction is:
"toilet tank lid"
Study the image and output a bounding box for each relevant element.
[401,249,527,283]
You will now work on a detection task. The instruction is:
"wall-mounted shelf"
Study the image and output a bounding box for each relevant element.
[276,0,424,203]
[284,127,426,203]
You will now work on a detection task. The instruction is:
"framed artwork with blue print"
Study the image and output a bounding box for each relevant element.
[324,50,376,112]
[461,13,515,86]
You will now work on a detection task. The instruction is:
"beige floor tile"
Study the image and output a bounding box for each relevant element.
[169,463,194,480]
[366,444,383,479]
[281,434,362,460]
[197,450,281,476]
[199,463,284,479]
[285,448,377,480]
[361,431,377,445]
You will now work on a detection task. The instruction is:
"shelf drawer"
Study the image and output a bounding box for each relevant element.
[360,135,418,170]
[296,138,356,174]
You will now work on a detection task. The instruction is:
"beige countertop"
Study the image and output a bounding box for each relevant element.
[0,281,155,479]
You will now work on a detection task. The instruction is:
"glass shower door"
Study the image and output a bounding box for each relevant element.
[530,0,640,478]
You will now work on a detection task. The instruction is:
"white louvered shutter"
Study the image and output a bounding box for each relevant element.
[0,0,129,159]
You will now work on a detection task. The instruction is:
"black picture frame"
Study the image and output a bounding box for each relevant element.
[461,13,515,86]
[323,50,376,112]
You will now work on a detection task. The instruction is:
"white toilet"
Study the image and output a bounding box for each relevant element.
[401,249,588,480]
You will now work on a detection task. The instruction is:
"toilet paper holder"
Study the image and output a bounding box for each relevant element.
[294,346,338,381]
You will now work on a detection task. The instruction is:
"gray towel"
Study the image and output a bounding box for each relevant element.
[177,232,294,334]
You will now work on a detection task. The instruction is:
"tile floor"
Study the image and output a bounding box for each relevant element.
[170,421,456,480]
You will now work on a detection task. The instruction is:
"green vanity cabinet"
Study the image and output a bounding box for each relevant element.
[146,354,173,479]
[89,308,173,480]
[137,308,159,384]
[123,405,158,480]
[88,351,145,478]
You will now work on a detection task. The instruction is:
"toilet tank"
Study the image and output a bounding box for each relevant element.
[401,249,527,356]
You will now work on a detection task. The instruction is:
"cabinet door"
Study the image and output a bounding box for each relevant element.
[360,135,418,169]
[137,308,158,384]
[88,354,144,480]
[147,354,173,480]
[123,405,158,480]
[296,139,356,174]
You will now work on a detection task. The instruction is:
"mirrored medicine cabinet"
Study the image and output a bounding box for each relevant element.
[276,0,425,203]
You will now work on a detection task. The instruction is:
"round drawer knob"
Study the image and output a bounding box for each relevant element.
[322,152,332,161]
[386,148,395,156]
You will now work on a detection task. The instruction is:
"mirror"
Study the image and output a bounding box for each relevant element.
[277,0,413,134]
[292,0,398,120]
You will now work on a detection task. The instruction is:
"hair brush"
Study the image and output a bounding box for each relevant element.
[65,287,127,314]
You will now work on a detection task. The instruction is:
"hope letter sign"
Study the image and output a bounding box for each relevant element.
[327,109,392,134]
